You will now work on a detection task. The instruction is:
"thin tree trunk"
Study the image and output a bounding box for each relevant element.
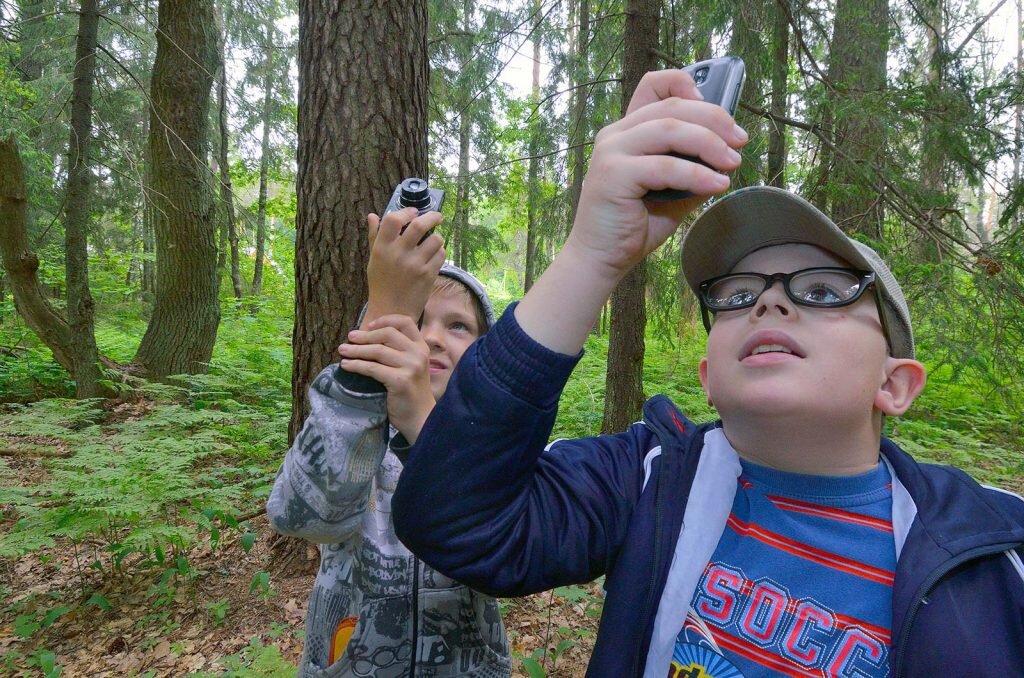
[452,0,474,271]
[917,0,945,261]
[568,0,590,225]
[252,8,275,302]
[524,1,542,292]
[602,0,659,434]
[767,0,789,187]
[0,136,75,373]
[454,108,471,270]
[134,0,220,376]
[215,12,243,300]
[291,0,430,441]
[140,0,155,297]
[825,0,890,235]
[64,0,104,398]
[728,0,768,187]
[1014,0,1022,193]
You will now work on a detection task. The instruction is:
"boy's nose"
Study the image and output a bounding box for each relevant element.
[421,324,444,349]
[754,280,792,319]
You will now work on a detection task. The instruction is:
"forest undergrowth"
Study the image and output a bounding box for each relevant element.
[0,292,1021,677]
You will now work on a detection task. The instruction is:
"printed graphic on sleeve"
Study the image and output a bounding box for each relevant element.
[329,616,357,664]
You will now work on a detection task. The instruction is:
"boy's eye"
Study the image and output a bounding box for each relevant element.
[449,321,469,332]
[800,283,844,304]
[709,285,757,307]
[724,288,757,306]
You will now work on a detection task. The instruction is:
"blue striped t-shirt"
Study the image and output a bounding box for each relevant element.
[671,459,896,677]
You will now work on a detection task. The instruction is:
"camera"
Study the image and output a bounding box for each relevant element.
[383,177,445,218]
[645,56,746,202]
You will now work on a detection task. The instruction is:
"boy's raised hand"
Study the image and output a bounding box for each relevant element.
[514,69,748,355]
[338,314,435,442]
[567,69,748,278]
[361,207,446,328]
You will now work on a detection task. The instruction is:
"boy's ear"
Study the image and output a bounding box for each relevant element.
[874,358,927,416]
[698,357,713,407]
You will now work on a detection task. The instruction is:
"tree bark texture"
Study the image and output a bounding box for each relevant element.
[767,0,790,187]
[134,0,220,376]
[825,0,890,235]
[291,0,430,441]
[602,0,659,434]
[0,136,76,373]
[64,0,104,398]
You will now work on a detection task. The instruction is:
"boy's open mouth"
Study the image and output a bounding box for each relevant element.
[740,331,805,360]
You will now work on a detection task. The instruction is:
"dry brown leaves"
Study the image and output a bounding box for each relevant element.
[0,512,601,677]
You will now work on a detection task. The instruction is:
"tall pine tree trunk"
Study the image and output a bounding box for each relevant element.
[64,0,104,397]
[454,107,471,270]
[602,0,658,434]
[728,0,769,187]
[215,14,243,300]
[568,0,590,224]
[252,8,275,301]
[134,0,220,376]
[524,1,542,292]
[825,0,890,235]
[452,0,474,271]
[291,0,429,441]
[1014,0,1022,198]
[916,0,945,261]
[767,0,789,187]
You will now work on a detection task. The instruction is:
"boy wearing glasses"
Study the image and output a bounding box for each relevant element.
[391,68,1024,677]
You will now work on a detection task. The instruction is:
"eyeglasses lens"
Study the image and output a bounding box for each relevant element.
[705,269,864,310]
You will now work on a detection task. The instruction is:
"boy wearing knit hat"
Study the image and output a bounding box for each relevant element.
[268,206,509,677]
[392,69,1024,677]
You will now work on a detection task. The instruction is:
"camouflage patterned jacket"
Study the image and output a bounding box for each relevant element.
[267,365,511,678]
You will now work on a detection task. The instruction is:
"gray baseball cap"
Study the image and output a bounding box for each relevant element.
[681,186,915,359]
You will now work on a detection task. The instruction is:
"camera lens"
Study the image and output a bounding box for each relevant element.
[399,177,432,209]
[694,67,709,85]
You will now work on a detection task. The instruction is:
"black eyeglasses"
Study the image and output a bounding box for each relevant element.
[697,267,880,332]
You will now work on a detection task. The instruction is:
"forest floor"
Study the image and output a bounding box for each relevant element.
[0,472,599,678]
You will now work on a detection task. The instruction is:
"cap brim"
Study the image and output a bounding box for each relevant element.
[682,186,873,292]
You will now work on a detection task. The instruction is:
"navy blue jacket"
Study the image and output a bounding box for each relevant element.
[393,307,1024,677]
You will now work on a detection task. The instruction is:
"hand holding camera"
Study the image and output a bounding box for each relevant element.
[566,66,747,279]
[644,56,746,202]
[362,178,446,328]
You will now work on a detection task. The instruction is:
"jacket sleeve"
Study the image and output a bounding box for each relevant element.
[266,365,389,544]
[393,304,653,597]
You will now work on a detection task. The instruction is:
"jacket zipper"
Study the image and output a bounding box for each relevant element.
[630,463,666,677]
[892,542,1023,676]
[409,556,419,678]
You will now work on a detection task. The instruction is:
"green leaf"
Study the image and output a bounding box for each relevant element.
[241,532,256,553]
[13,615,41,638]
[86,594,111,612]
[41,606,73,629]
[520,657,547,678]
[38,650,56,673]
[249,570,271,596]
